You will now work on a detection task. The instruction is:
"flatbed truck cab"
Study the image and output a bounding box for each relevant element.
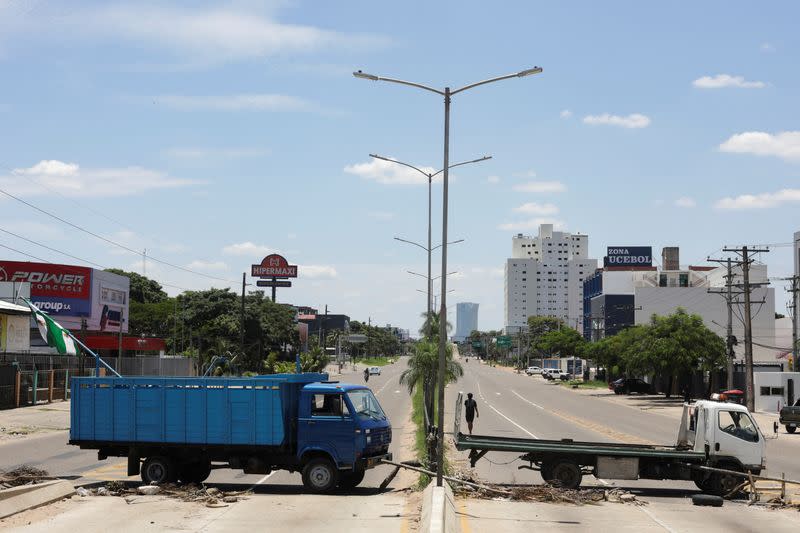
[69,373,391,493]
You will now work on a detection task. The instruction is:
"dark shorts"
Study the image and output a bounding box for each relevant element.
[465,414,475,423]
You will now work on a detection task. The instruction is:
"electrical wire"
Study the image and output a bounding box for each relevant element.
[0,184,245,286]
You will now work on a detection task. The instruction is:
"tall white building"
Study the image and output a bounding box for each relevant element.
[454,302,479,342]
[504,224,597,333]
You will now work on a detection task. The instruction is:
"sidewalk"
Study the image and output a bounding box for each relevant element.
[0,401,70,444]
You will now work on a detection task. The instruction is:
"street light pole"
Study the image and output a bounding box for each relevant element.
[376,152,488,328]
[355,65,543,487]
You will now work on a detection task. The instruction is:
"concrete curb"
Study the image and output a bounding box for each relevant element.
[421,482,461,533]
[0,480,75,519]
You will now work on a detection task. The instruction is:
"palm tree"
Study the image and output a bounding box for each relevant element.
[419,311,452,342]
[400,340,463,434]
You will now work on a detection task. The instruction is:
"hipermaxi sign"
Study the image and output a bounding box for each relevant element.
[604,247,653,267]
[251,254,298,278]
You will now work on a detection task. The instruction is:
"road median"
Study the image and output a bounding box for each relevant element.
[0,480,75,519]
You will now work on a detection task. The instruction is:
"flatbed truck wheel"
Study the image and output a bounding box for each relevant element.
[141,456,177,485]
[338,469,365,489]
[548,461,582,489]
[786,425,797,434]
[302,457,339,493]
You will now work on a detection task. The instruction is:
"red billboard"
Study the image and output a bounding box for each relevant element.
[0,261,92,316]
[251,254,298,278]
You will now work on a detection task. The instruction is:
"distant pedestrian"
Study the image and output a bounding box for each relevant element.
[363,367,369,382]
[464,393,479,435]
[682,385,691,404]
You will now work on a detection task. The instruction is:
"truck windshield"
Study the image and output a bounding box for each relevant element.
[348,389,386,421]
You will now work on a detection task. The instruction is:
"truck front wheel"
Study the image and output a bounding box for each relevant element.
[302,458,339,493]
[338,469,365,489]
[141,456,176,485]
[786,425,797,434]
[548,461,582,489]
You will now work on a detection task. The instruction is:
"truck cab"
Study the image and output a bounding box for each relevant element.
[679,400,766,474]
[297,382,392,492]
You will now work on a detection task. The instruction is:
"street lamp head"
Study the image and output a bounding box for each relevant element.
[517,66,543,77]
[353,70,379,81]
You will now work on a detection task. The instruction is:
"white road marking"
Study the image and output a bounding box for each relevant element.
[475,378,539,439]
[637,505,678,533]
[511,390,544,410]
[495,392,501,395]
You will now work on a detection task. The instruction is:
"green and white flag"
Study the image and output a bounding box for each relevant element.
[25,300,77,356]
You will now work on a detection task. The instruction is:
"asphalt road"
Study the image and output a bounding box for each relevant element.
[446,359,800,495]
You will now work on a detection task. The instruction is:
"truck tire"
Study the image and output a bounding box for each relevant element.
[338,469,365,489]
[302,457,339,493]
[141,456,176,485]
[548,461,582,489]
[709,465,742,496]
[178,460,212,484]
[692,494,723,507]
[786,425,797,434]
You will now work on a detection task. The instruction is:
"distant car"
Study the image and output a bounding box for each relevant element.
[368,366,381,376]
[544,369,564,380]
[559,372,572,381]
[525,366,541,376]
[610,378,652,395]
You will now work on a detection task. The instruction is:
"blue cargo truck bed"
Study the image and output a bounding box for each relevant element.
[70,373,327,447]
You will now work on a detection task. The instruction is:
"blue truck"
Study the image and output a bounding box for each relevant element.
[69,372,392,493]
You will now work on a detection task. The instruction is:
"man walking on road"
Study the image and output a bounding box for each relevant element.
[464,393,479,435]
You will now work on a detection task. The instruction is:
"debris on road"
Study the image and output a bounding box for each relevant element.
[0,466,50,488]
[74,482,251,508]
[449,468,642,505]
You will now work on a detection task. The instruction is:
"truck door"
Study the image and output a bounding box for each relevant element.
[712,409,762,468]
[299,393,356,466]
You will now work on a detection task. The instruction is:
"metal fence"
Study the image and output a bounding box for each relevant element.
[0,353,198,410]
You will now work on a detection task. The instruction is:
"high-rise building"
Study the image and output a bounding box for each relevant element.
[454,302,479,342]
[504,224,597,333]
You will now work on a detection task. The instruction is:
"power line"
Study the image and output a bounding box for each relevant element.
[0,184,245,286]
[0,235,189,292]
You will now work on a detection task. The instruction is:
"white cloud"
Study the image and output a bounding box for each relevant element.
[0,160,200,197]
[65,5,386,65]
[719,131,800,162]
[583,113,651,129]
[367,211,395,220]
[489,268,505,278]
[344,158,434,186]
[512,181,567,193]
[301,265,338,279]
[158,94,317,112]
[760,42,775,52]
[512,202,559,216]
[674,197,696,208]
[487,175,500,184]
[165,147,267,159]
[497,218,566,231]
[222,242,275,256]
[186,260,228,271]
[560,109,572,119]
[692,74,766,89]
[714,189,800,209]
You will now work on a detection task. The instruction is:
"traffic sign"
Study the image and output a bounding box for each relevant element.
[256,280,292,288]
[496,335,512,348]
[471,341,483,349]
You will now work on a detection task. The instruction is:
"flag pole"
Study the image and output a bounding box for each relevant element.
[67,330,121,378]
[22,297,121,378]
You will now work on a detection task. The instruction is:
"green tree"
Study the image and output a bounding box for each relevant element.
[399,341,463,433]
[536,327,586,357]
[105,269,168,304]
[419,311,452,342]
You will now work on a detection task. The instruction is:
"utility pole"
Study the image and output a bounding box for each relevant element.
[240,273,246,357]
[708,258,736,389]
[722,245,769,412]
[322,305,329,353]
[783,275,799,372]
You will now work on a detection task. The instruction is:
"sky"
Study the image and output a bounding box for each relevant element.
[0,0,798,335]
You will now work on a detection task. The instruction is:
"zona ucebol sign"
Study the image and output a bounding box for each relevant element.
[604,246,653,267]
